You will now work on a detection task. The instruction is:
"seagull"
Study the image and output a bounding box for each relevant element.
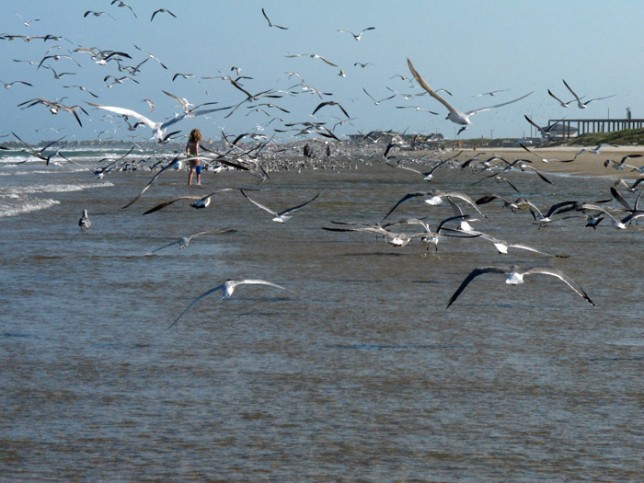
[407,58,533,134]
[613,177,644,193]
[476,89,509,97]
[142,188,235,214]
[18,98,85,127]
[162,89,218,113]
[83,10,116,20]
[386,158,450,182]
[167,279,287,330]
[562,79,615,109]
[446,265,596,308]
[312,100,350,118]
[322,221,418,248]
[172,72,194,82]
[142,98,155,112]
[0,79,32,89]
[111,0,137,18]
[240,189,320,223]
[577,203,627,229]
[465,229,564,257]
[523,115,562,138]
[547,88,576,108]
[86,101,229,141]
[519,142,575,163]
[146,228,235,255]
[382,189,485,222]
[603,154,643,171]
[150,8,176,21]
[79,209,91,231]
[337,26,375,41]
[261,7,288,30]
[362,88,396,106]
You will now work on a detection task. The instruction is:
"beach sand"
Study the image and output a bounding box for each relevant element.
[449,146,644,178]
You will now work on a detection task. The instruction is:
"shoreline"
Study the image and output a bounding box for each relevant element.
[422,146,644,178]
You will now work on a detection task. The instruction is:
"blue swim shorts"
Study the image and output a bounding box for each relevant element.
[195,165,203,175]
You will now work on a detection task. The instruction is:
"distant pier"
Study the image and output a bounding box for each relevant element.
[548,118,644,138]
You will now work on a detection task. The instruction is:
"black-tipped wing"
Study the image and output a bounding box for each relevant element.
[446,266,507,308]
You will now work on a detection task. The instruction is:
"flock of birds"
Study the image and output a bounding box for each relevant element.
[63,128,642,327]
[1,4,642,328]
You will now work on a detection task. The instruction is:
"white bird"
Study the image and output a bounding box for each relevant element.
[323,221,418,248]
[382,189,485,222]
[167,279,287,330]
[407,58,533,134]
[146,228,235,255]
[562,79,615,109]
[446,265,596,308]
[240,189,319,223]
[142,188,235,214]
[337,26,375,41]
[86,101,228,141]
[476,89,509,97]
[466,229,565,257]
[79,209,91,231]
[547,88,576,108]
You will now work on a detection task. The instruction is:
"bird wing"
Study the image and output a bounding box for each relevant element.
[166,284,226,330]
[446,266,508,308]
[148,239,181,254]
[233,279,286,292]
[280,192,320,216]
[609,186,632,211]
[444,192,486,217]
[162,89,189,111]
[86,102,158,130]
[465,91,534,116]
[523,267,595,306]
[381,191,428,222]
[548,89,567,106]
[240,189,277,216]
[407,58,459,115]
[122,159,177,209]
[562,79,581,102]
[142,197,198,215]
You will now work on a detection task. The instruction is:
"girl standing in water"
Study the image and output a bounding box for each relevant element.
[186,128,203,185]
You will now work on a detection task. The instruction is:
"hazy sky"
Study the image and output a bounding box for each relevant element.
[1,0,642,143]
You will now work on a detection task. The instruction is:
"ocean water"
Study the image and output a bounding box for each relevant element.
[1,146,642,480]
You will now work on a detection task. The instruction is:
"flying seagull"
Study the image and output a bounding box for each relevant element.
[150,8,176,21]
[337,26,375,41]
[86,101,229,141]
[562,79,615,109]
[142,188,235,214]
[146,228,235,255]
[547,88,576,108]
[240,189,320,223]
[407,58,533,134]
[446,265,596,308]
[167,279,287,330]
[261,7,288,30]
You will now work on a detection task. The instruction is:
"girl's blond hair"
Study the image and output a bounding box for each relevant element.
[188,128,202,143]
